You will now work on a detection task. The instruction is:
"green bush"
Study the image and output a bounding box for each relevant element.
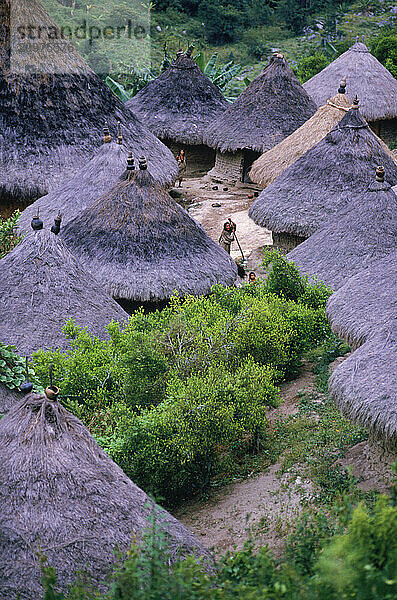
[31,255,332,505]
[0,210,21,259]
[293,51,330,83]
[0,343,40,392]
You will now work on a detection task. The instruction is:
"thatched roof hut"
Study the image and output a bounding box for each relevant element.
[249,80,352,187]
[248,102,397,252]
[0,225,128,356]
[329,322,397,451]
[303,42,397,145]
[205,53,316,184]
[0,0,177,214]
[326,251,397,350]
[126,50,229,175]
[61,157,238,305]
[0,390,210,599]
[287,166,397,289]
[17,128,131,234]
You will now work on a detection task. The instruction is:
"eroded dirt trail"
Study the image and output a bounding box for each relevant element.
[174,364,317,557]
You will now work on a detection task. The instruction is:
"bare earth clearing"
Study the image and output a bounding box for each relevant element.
[178,177,272,264]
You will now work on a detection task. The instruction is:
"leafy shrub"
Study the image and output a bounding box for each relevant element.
[0,343,40,391]
[0,210,21,259]
[31,255,332,505]
[293,52,330,83]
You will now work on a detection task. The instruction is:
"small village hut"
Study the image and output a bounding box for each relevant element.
[329,322,397,453]
[303,42,397,145]
[17,125,133,233]
[61,157,238,310]
[0,0,177,217]
[204,53,317,184]
[126,49,229,175]
[286,166,397,290]
[248,101,397,252]
[0,390,210,599]
[0,221,128,356]
[249,79,352,187]
[326,250,397,350]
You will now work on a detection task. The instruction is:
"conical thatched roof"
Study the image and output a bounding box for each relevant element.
[125,50,229,145]
[17,136,130,234]
[249,86,352,187]
[0,383,24,415]
[303,42,397,122]
[326,251,397,349]
[0,228,128,356]
[61,159,238,302]
[248,104,397,237]
[329,322,397,450]
[287,167,397,290]
[0,392,210,599]
[0,0,177,203]
[205,53,316,153]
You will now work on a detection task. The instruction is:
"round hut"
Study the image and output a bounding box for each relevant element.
[303,42,397,146]
[0,390,210,599]
[249,79,352,187]
[17,125,134,233]
[0,221,128,356]
[248,101,397,252]
[125,49,229,176]
[61,157,238,311]
[326,250,397,350]
[329,322,397,456]
[0,0,177,218]
[204,53,316,184]
[286,166,397,290]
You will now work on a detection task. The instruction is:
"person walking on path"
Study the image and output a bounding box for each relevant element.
[219,219,236,254]
[176,149,186,187]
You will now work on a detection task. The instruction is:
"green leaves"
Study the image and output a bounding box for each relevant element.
[0,343,38,391]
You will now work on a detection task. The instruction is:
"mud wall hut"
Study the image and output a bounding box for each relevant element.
[0,224,128,356]
[303,42,397,146]
[61,157,238,311]
[0,0,177,217]
[126,50,229,176]
[0,390,210,599]
[248,102,397,252]
[204,53,316,184]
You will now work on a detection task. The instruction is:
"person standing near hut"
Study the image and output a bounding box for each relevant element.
[219,219,236,254]
[176,150,187,187]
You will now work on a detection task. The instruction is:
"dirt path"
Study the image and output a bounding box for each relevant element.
[177,178,272,262]
[174,363,317,557]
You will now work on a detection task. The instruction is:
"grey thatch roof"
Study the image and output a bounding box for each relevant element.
[248,104,397,237]
[0,383,24,415]
[0,0,177,203]
[287,169,397,290]
[303,42,397,122]
[329,322,397,450]
[0,392,210,599]
[125,51,229,145]
[61,161,238,301]
[17,139,129,234]
[326,251,397,349]
[249,88,352,187]
[204,53,316,153]
[0,229,128,356]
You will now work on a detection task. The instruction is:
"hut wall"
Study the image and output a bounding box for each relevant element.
[369,119,397,146]
[243,150,261,183]
[272,231,307,253]
[208,151,244,184]
[0,196,33,220]
[165,142,216,176]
